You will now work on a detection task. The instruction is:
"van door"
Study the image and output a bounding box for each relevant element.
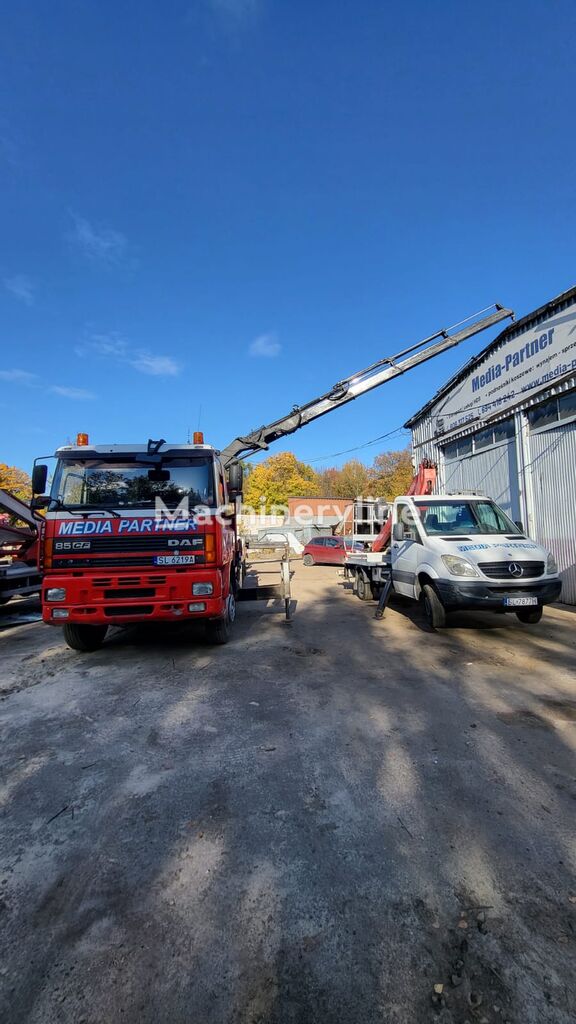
[391,501,421,598]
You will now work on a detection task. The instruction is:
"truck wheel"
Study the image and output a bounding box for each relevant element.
[422,584,446,629]
[356,574,373,601]
[302,554,314,566]
[516,606,543,624]
[206,593,235,645]
[63,623,108,652]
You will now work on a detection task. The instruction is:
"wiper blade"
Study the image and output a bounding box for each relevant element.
[49,499,122,519]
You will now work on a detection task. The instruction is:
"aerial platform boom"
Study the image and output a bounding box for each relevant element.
[220,304,513,466]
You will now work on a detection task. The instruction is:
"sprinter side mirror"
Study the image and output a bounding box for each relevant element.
[515,520,524,532]
[32,464,48,495]
[227,462,243,498]
[392,522,404,542]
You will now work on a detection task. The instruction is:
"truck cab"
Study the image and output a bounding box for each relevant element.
[33,438,243,650]
[390,494,562,626]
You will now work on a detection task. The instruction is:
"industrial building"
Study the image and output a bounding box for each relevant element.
[405,285,576,604]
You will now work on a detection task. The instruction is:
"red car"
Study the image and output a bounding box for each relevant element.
[302,536,363,566]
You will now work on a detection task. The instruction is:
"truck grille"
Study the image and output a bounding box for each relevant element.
[53,555,205,568]
[478,560,545,580]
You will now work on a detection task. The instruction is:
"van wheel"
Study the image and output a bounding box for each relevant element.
[516,606,543,624]
[356,574,373,601]
[422,584,446,628]
[63,623,108,652]
[206,593,235,645]
[303,554,314,566]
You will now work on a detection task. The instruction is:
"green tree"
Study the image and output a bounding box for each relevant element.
[369,447,414,499]
[243,452,320,512]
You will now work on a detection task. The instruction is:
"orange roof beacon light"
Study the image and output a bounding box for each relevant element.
[193,431,204,445]
[76,432,89,446]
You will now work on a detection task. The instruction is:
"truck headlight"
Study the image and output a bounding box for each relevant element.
[46,588,67,601]
[441,555,479,577]
[192,582,213,596]
[546,552,558,574]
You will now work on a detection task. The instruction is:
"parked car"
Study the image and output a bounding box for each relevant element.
[302,536,363,566]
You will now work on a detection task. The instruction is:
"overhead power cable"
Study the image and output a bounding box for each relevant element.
[307,426,409,464]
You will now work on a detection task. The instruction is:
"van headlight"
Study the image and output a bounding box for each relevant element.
[546,552,558,574]
[441,555,479,577]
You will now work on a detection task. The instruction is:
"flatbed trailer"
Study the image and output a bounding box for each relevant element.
[0,489,41,605]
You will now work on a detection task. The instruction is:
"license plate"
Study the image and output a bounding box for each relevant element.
[503,595,538,607]
[154,555,195,566]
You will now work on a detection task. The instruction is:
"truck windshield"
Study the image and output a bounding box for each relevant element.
[51,457,216,510]
[414,499,521,536]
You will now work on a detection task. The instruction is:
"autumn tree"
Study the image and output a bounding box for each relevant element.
[0,464,31,503]
[316,466,340,496]
[369,447,413,499]
[243,452,320,512]
[330,459,371,498]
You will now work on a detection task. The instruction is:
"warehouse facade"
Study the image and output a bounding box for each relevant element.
[405,285,576,604]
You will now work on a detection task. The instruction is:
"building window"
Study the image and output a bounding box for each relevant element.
[493,418,515,443]
[559,390,576,422]
[528,398,559,429]
[474,428,494,451]
[441,417,515,459]
[443,442,459,460]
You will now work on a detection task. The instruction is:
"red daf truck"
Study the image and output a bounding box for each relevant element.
[30,304,514,651]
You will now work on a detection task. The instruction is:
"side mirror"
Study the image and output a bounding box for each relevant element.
[30,495,51,510]
[515,520,524,532]
[32,464,48,495]
[393,522,405,542]
[227,462,243,498]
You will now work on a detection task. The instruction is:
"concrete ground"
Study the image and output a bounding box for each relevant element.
[0,567,575,1024]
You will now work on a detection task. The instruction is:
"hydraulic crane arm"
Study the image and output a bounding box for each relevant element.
[220,303,513,466]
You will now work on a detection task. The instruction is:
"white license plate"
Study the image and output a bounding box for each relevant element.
[504,595,538,607]
[154,555,196,566]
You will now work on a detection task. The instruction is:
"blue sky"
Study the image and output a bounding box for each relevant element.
[2,0,575,474]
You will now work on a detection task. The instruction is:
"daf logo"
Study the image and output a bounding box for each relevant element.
[167,538,193,547]
[508,562,523,578]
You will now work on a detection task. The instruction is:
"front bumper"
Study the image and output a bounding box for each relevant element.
[434,577,562,611]
[42,569,226,624]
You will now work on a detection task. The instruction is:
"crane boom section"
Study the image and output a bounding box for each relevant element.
[220,304,513,466]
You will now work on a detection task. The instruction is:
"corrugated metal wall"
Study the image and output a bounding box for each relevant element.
[442,442,521,520]
[529,422,576,605]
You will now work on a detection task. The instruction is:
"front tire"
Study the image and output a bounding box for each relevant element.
[516,606,543,624]
[63,623,108,652]
[302,554,314,566]
[422,584,446,629]
[206,592,235,645]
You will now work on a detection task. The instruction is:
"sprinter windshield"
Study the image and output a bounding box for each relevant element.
[415,499,521,536]
[51,457,216,510]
